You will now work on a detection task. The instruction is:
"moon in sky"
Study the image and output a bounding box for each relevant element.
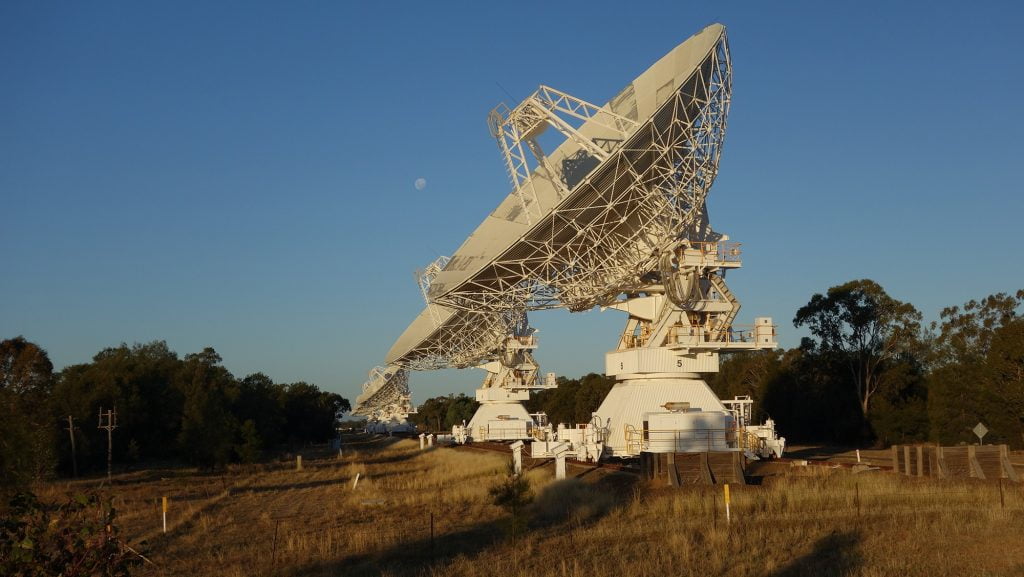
[414,178,427,191]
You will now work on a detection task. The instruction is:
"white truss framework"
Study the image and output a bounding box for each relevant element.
[391,308,508,371]
[488,85,640,224]
[432,37,732,313]
[352,365,417,421]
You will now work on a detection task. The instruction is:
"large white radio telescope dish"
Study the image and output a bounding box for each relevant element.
[425,24,731,313]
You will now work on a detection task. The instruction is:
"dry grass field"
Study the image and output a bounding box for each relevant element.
[34,437,1024,577]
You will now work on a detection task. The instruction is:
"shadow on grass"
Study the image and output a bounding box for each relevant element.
[285,518,506,577]
[240,468,432,496]
[286,470,637,577]
[784,446,857,461]
[342,436,404,452]
[528,471,638,529]
[356,448,431,466]
[771,530,862,577]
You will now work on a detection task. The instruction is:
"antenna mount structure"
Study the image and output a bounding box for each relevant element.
[370,24,786,462]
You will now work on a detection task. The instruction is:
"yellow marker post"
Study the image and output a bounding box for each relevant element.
[162,496,168,533]
[723,484,731,524]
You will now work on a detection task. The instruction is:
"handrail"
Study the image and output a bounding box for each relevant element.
[620,324,761,349]
[683,241,742,263]
[624,425,751,453]
[619,324,653,349]
[475,424,531,441]
[737,429,766,453]
[666,323,767,345]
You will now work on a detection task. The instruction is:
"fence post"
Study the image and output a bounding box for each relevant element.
[903,445,912,476]
[666,453,679,487]
[916,446,924,477]
[936,445,949,479]
[723,483,731,524]
[968,445,985,479]
[1000,444,1020,482]
[891,446,899,474]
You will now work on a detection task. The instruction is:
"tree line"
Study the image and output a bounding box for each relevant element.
[708,281,1024,448]
[410,281,1022,449]
[0,339,350,490]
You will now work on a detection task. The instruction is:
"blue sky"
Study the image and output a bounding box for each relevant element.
[2,1,1022,404]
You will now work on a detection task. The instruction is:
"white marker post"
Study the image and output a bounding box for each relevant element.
[553,443,568,480]
[724,484,731,524]
[856,449,861,463]
[427,434,434,447]
[162,496,168,533]
[419,433,426,450]
[510,441,524,476]
[352,473,361,490]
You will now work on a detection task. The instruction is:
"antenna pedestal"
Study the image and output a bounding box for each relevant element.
[593,240,779,458]
[595,374,733,457]
[457,332,555,443]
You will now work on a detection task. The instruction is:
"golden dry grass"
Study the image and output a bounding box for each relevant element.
[34,438,1024,577]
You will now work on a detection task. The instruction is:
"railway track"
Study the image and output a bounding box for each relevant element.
[454,440,893,476]
[453,440,637,474]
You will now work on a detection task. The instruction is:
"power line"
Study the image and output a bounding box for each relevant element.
[64,415,78,478]
[98,407,118,482]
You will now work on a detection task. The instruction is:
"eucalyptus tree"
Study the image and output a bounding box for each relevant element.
[794,279,923,418]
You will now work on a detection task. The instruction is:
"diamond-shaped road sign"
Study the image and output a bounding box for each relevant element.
[972,422,988,444]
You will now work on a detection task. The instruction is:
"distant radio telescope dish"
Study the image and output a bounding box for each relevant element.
[414,178,427,191]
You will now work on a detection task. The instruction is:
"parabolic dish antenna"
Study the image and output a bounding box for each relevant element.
[352,365,412,417]
[425,24,730,313]
[364,22,783,461]
[385,304,508,370]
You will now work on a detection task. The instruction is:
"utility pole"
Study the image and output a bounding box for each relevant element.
[65,415,78,478]
[98,407,118,482]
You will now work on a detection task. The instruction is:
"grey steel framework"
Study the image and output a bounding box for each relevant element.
[429,26,731,314]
